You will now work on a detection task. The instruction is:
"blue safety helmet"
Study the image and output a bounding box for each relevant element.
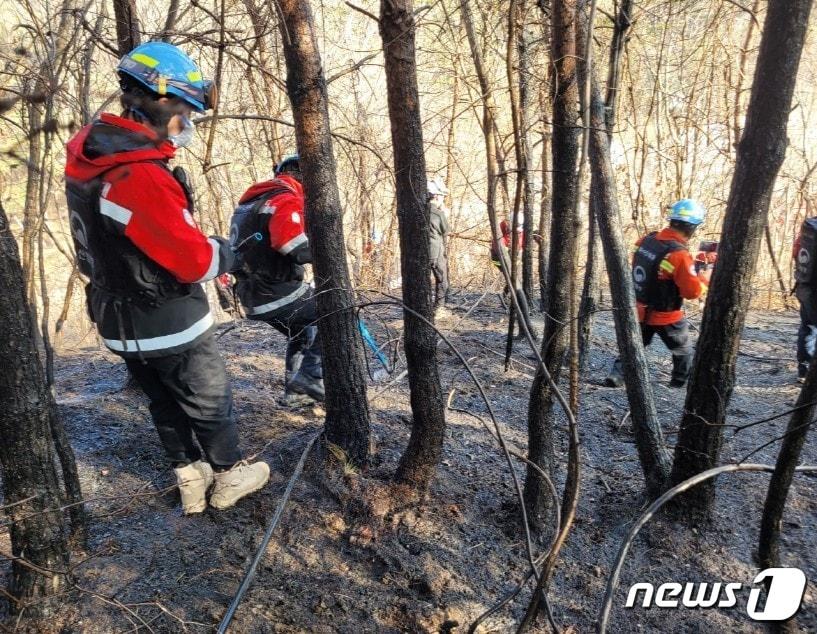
[275,154,301,176]
[668,198,706,226]
[117,42,215,112]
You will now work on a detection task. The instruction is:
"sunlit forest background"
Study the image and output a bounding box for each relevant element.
[2,0,816,342]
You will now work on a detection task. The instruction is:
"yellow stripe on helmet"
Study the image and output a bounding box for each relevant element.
[130,52,159,68]
[157,77,167,95]
[187,70,203,83]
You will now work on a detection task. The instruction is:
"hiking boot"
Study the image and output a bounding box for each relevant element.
[604,375,624,388]
[210,461,271,510]
[604,361,624,388]
[279,390,319,408]
[287,372,325,402]
[174,460,214,514]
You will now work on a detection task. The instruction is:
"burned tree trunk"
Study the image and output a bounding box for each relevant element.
[277,0,371,465]
[112,0,141,56]
[758,358,817,569]
[379,0,446,489]
[577,34,671,498]
[578,0,633,373]
[0,202,69,615]
[671,0,813,516]
[518,16,536,309]
[577,207,600,372]
[524,0,581,530]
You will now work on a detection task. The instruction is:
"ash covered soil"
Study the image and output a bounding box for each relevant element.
[3,295,816,633]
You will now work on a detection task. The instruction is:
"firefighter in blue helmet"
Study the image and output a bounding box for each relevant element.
[66,42,269,514]
[605,199,713,388]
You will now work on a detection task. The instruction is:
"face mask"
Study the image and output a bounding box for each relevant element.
[169,115,195,148]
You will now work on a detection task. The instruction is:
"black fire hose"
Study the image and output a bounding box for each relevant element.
[217,431,321,633]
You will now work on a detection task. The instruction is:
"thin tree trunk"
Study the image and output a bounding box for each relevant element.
[538,127,551,312]
[577,22,671,498]
[161,0,181,39]
[578,202,600,372]
[765,223,792,308]
[519,17,535,309]
[459,0,503,286]
[444,58,459,192]
[578,0,633,373]
[758,357,817,569]
[524,0,581,530]
[0,201,70,616]
[277,0,371,464]
[379,0,446,489]
[671,0,813,516]
[111,0,141,56]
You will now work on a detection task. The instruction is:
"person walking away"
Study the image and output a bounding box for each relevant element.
[604,199,712,388]
[792,217,817,382]
[428,177,451,313]
[490,220,535,333]
[230,155,324,406]
[65,42,269,514]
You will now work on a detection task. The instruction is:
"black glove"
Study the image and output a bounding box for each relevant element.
[209,236,238,276]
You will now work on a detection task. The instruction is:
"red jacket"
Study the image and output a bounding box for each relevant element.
[238,175,309,258]
[65,114,234,357]
[230,176,312,317]
[66,114,228,284]
[634,227,709,326]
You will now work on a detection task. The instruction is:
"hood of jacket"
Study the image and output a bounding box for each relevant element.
[65,113,176,182]
[238,174,303,205]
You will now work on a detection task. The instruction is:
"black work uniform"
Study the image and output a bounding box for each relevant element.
[796,284,817,377]
[125,335,240,467]
[611,320,693,384]
[64,114,241,470]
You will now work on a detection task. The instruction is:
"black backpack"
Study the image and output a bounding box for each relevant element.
[795,218,817,284]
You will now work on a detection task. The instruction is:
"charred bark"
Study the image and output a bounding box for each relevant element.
[518,21,536,310]
[524,0,581,530]
[111,0,141,57]
[0,202,70,616]
[277,0,371,465]
[379,0,446,489]
[577,0,633,373]
[758,357,817,569]
[671,0,813,516]
[577,43,671,498]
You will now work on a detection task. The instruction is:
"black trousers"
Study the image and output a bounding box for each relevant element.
[612,319,693,383]
[431,253,449,308]
[263,285,322,382]
[125,333,241,468]
[796,284,817,377]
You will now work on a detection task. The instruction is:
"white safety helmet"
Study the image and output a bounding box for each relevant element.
[427,177,449,197]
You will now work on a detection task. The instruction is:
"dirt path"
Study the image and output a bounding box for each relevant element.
[2,297,815,632]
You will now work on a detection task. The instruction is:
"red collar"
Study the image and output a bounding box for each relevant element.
[657,227,690,245]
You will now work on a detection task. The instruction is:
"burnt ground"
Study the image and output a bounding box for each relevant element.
[2,294,816,633]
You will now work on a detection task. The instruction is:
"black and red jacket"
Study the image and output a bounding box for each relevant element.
[64,114,234,358]
[229,176,312,318]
